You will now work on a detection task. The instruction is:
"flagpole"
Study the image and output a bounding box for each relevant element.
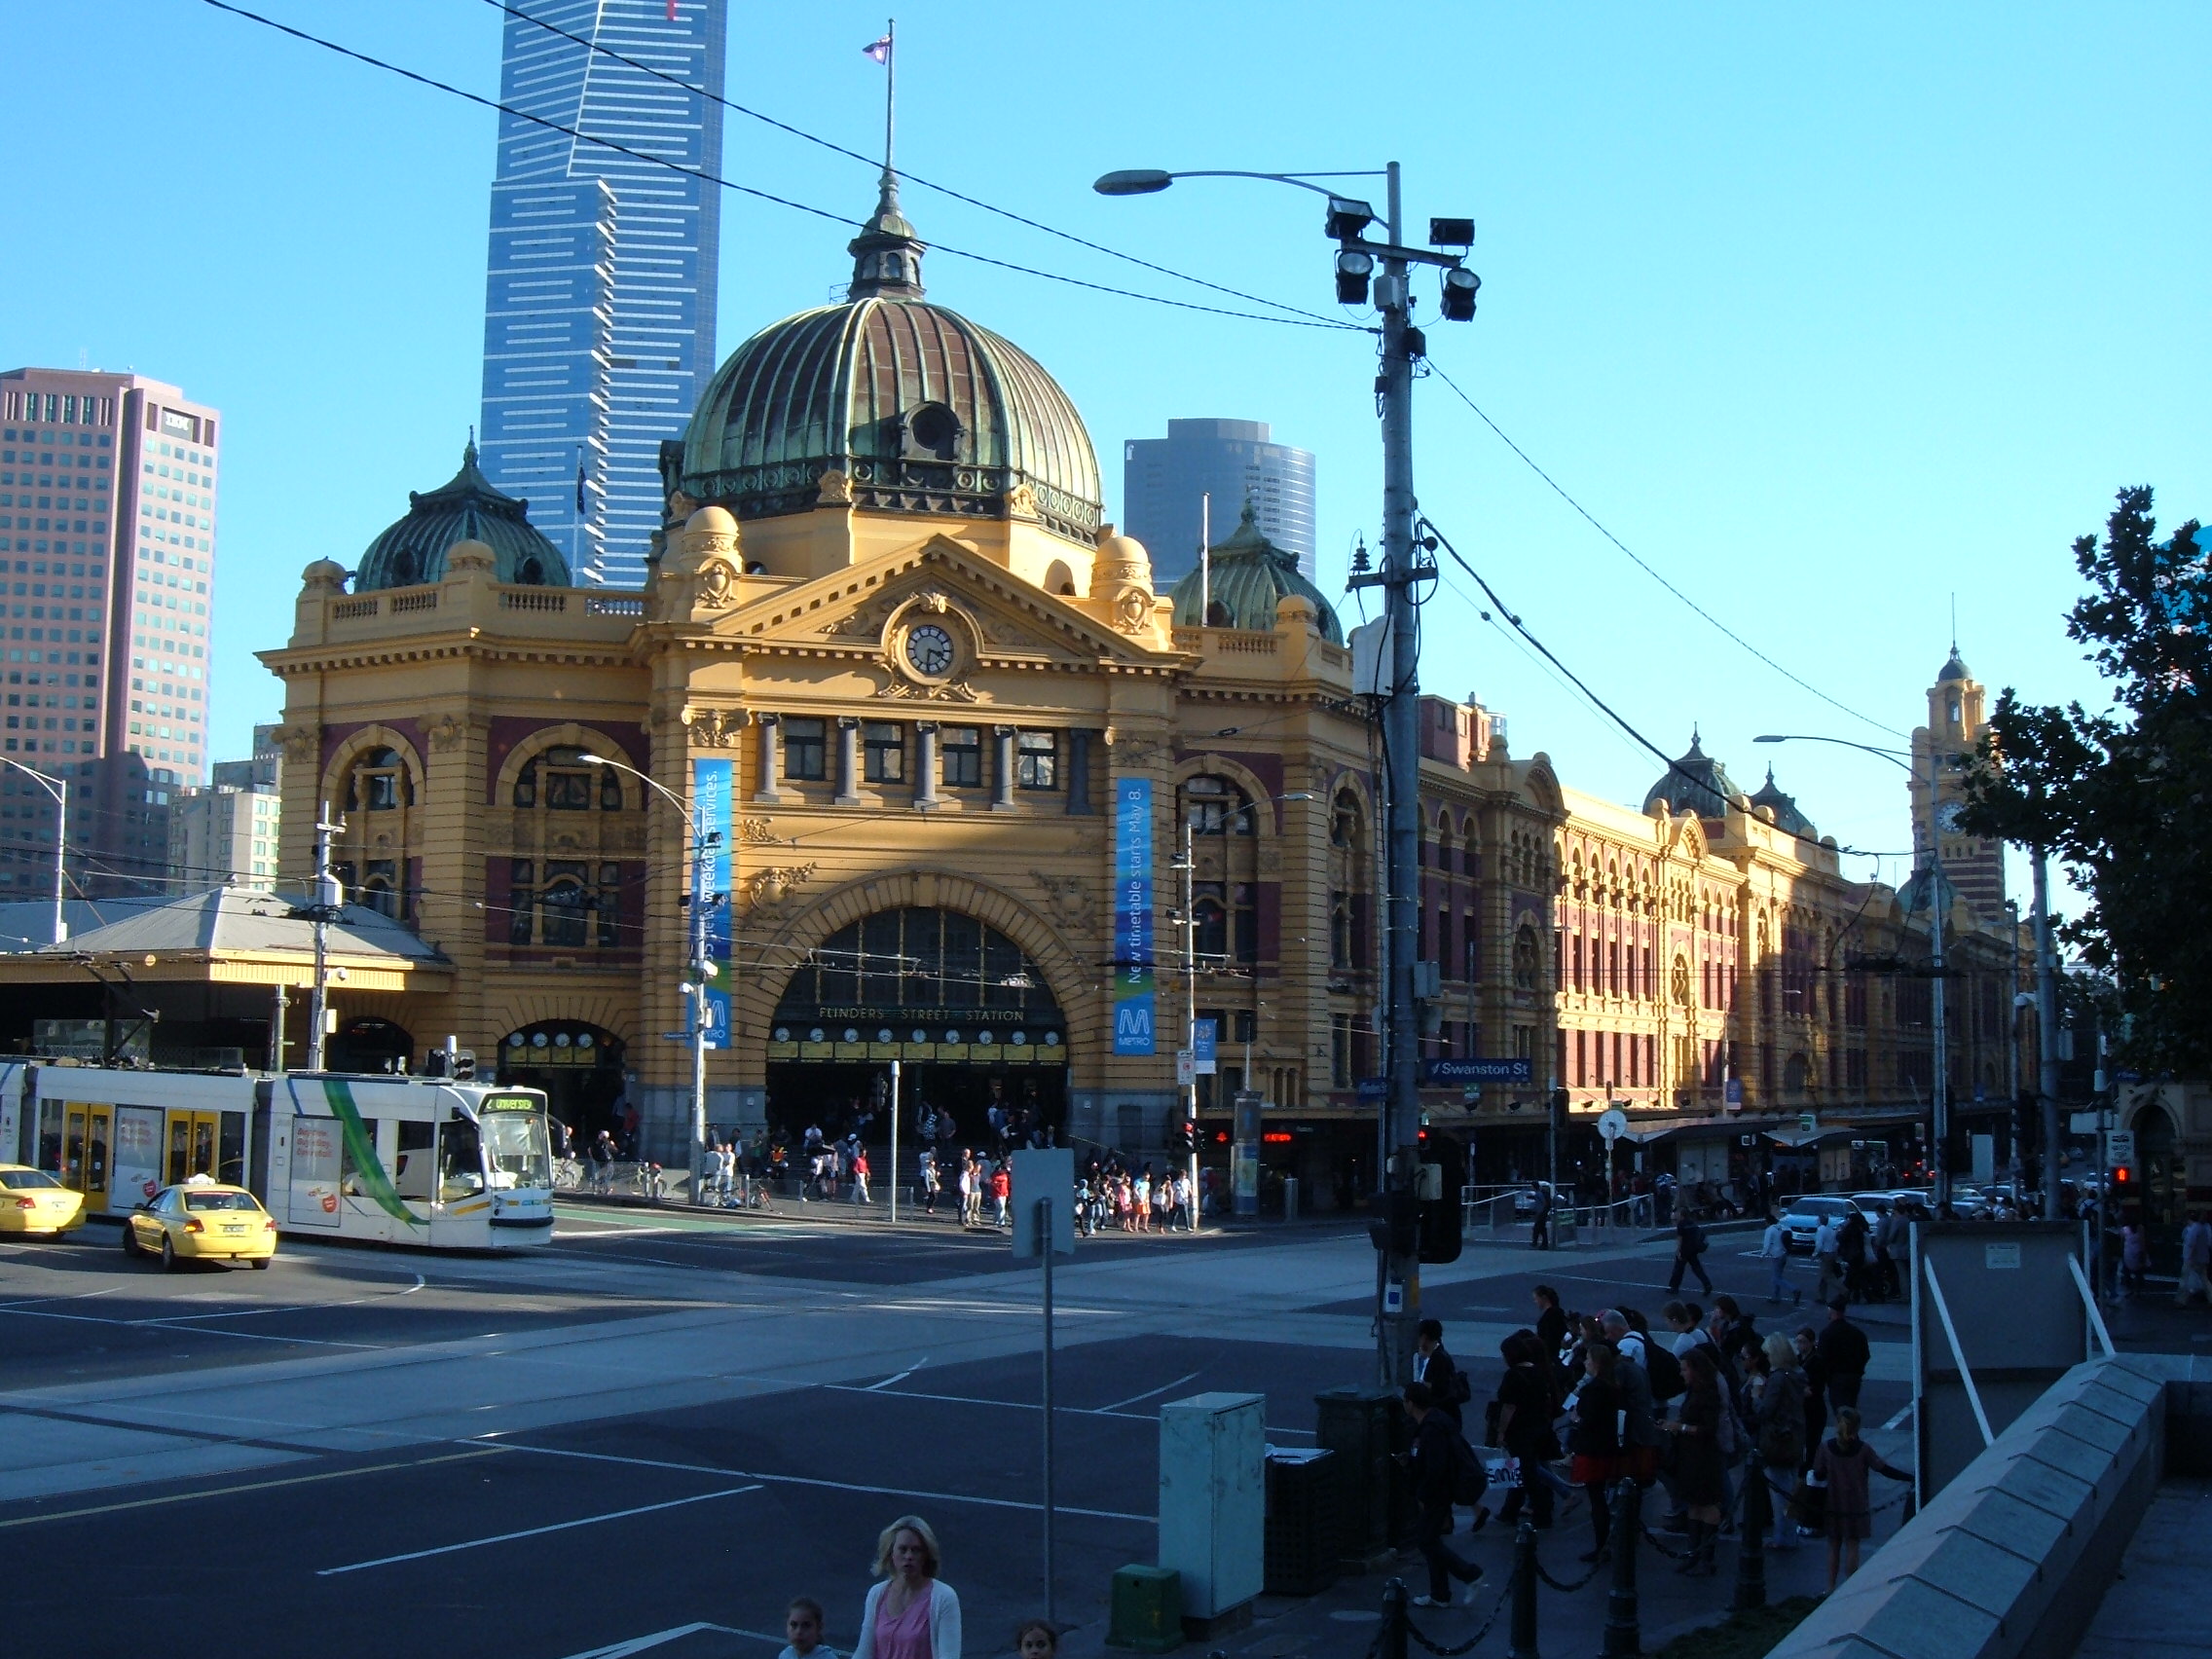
[1200,493,1211,623]
[884,18,897,176]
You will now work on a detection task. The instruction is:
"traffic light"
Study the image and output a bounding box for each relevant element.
[1417,1133,1466,1264]
[1369,1187,1418,1258]
[1550,1088,1570,1138]
[1169,1119,1197,1154]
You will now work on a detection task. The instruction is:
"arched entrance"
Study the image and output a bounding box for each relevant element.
[764,906,1067,1151]
[328,1016,413,1074]
[498,1020,628,1148]
[2133,1101,2182,1228]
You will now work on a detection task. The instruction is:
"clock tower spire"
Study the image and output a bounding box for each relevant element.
[1911,644,2008,926]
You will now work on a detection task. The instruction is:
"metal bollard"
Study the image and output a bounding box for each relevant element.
[1381,1575,1410,1659]
[1734,1448,1768,1611]
[1509,1518,1541,1659]
[1602,1483,1641,1657]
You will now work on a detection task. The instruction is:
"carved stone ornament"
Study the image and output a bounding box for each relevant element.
[817,468,854,505]
[735,816,781,846]
[424,713,478,754]
[918,588,950,614]
[1105,730,1169,769]
[1005,482,1040,520]
[274,723,319,765]
[740,863,820,921]
[1115,589,1152,633]
[669,491,699,521]
[873,675,979,704]
[682,707,747,748]
[1032,872,1097,934]
[695,557,738,609]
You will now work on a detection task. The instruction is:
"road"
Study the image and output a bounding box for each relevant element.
[0,1206,1920,1659]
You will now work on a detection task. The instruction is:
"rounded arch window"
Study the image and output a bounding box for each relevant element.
[1183,773,1254,836]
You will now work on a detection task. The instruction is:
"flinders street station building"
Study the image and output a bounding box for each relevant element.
[232,180,2026,1201]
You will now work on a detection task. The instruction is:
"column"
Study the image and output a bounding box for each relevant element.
[753,714,781,805]
[835,717,861,805]
[1065,728,1093,816]
[913,722,940,809]
[991,725,1017,812]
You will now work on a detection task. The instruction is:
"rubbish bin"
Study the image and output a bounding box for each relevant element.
[1107,1565,1182,1651]
[1283,1178,1300,1221]
[1264,1446,1339,1595]
[1314,1385,1397,1565]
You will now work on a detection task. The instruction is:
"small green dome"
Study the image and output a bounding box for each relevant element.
[1748,766,1818,838]
[675,176,1103,545]
[356,442,568,591]
[1167,500,1343,644]
[1643,729,1741,818]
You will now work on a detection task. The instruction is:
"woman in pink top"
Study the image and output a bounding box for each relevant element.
[853,1515,962,1659]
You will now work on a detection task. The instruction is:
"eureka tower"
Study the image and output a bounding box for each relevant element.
[477,0,726,586]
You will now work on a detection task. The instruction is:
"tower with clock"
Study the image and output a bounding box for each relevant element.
[1910,645,2009,927]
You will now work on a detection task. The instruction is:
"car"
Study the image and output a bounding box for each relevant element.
[1511,1182,1555,1218]
[1778,1195,1864,1253]
[123,1179,276,1270]
[0,1164,86,1236]
[1846,1191,1900,1218]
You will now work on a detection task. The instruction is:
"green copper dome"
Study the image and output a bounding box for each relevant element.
[1643,729,1741,819]
[355,442,568,591]
[673,176,1102,545]
[1167,500,1344,644]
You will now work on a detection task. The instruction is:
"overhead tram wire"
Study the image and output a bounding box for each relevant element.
[1423,358,1906,740]
[198,0,1365,332]
[1418,516,1907,864]
[479,0,1350,329]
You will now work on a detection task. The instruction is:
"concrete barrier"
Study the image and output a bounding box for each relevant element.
[1769,1355,2212,1659]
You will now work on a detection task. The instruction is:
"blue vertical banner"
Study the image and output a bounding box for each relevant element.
[1112,777,1157,1055]
[692,757,734,1049]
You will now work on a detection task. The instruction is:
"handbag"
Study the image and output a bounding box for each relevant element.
[1485,1455,1524,1491]
[1758,1421,1804,1468]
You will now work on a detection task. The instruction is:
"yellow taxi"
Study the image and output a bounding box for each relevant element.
[0,1164,86,1236]
[124,1178,277,1269]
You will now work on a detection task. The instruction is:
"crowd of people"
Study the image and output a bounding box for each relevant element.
[1405,1288,1904,1604]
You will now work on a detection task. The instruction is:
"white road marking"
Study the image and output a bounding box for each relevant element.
[479,1438,1157,1524]
[0,1285,126,1309]
[862,1359,926,1390]
[560,1625,779,1659]
[818,1380,1316,1438]
[139,1272,428,1325]
[1100,1370,1201,1413]
[0,1303,378,1347]
[316,1484,763,1575]
[1882,1402,1915,1432]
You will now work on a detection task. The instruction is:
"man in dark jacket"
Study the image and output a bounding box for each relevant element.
[1815,1299,1869,1411]
[1532,1284,1569,1359]
[1415,1319,1465,1430]
[1667,1213,1714,1294]
[1403,1382,1486,1607]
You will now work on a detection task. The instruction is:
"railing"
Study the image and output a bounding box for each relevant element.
[585,594,646,617]
[331,596,379,620]
[500,589,568,612]
[388,588,438,614]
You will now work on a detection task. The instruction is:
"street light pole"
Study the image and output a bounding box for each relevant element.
[584,754,719,1196]
[306,800,344,1071]
[2032,846,2062,1219]
[0,757,68,945]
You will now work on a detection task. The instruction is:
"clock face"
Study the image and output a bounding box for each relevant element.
[905,623,954,677]
[1936,801,1967,834]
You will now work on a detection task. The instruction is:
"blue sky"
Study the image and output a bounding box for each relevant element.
[3,2,2204,906]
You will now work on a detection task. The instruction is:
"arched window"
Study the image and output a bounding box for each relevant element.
[1183,773,1254,836]
[1513,924,1539,991]
[330,742,422,925]
[1193,882,1257,964]
[514,748,616,811]
[500,738,635,954]
[345,747,411,813]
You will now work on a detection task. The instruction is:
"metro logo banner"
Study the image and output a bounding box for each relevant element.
[1113,777,1156,1055]
[693,757,734,1050]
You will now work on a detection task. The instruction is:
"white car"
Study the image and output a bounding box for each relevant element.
[1778,1195,1864,1253]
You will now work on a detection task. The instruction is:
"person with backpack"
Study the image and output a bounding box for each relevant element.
[1749,1331,1807,1550]
[1402,1381,1487,1607]
[1492,1331,1567,1530]
[1760,1209,1800,1307]
[1414,1319,1469,1430]
[1668,1212,1714,1295]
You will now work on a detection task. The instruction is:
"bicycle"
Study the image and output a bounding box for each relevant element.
[631,1161,667,1203]
[552,1156,583,1192]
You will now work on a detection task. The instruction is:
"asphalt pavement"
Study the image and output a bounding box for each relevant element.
[1,1202,2192,1659]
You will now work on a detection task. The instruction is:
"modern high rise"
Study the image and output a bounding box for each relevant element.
[1122,418,1316,586]
[0,369,218,902]
[477,0,727,588]
[170,725,281,893]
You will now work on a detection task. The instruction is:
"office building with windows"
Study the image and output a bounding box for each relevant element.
[477,0,727,588]
[1122,418,1316,586]
[0,368,219,897]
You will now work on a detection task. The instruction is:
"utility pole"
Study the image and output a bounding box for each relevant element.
[2033,847,2062,1220]
[306,800,343,1071]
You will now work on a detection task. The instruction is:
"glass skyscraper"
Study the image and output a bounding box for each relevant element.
[1122,418,1316,586]
[478,0,726,588]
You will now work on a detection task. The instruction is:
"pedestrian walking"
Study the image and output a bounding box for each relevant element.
[1402,1381,1486,1607]
[1568,1342,1626,1564]
[1662,1346,1729,1575]
[1530,1181,1552,1250]
[1816,1299,1869,1412]
[989,1162,1011,1230]
[588,1128,615,1194]
[780,1599,839,1659]
[1812,1407,1910,1592]
[1760,1209,1800,1306]
[852,1147,872,1206]
[1792,1325,1828,1473]
[1413,1318,1467,1431]
[1749,1332,1806,1551]
[1812,1214,1844,1305]
[1531,1283,1569,1361]
[1667,1212,1714,1295]
[2121,1222,2149,1292]
[920,1149,941,1217]
[1492,1331,1565,1530]
[853,1516,961,1659]
[2177,1212,2211,1306]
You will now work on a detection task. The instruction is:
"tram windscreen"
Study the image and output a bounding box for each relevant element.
[479,1098,553,1191]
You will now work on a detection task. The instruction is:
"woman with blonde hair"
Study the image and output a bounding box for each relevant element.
[854,1516,962,1659]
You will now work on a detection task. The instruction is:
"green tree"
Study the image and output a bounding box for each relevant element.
[1962,486,2208,1076]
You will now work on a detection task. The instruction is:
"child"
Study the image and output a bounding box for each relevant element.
[1014,1622,1057,1659]
[1811,1405,1911,1592]
[780,1599,838,1659]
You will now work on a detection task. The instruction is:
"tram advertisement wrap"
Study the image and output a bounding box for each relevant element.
[1113,776,1156,1055]
[693,757,733,1049]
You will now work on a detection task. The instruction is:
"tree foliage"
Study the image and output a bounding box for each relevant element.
[1961,486,2209,1076]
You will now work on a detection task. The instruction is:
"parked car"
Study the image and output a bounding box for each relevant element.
[1779,1195,1865,1253]
[1511,1182,1556,1218]
[1846,1191,1900,1218]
